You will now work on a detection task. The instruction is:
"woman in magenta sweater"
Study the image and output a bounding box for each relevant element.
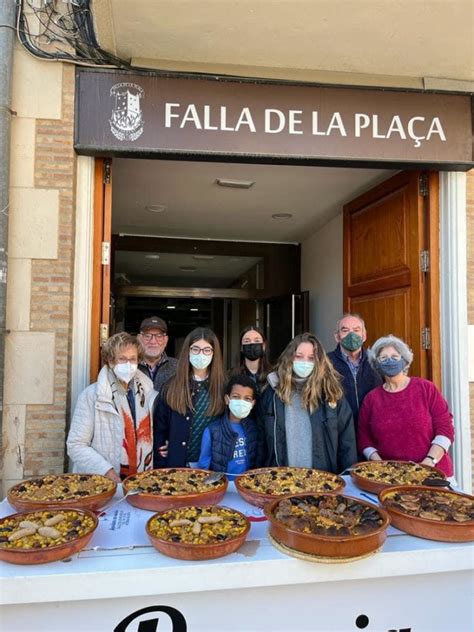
[357,335,454,476]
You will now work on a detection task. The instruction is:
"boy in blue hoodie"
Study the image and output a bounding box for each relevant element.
[197,374,260,478]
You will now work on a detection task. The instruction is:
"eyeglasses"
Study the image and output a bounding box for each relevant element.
[190,345,214,356]
[141,332,167,342]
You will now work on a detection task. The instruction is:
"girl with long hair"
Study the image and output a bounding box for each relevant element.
[153,327,225,467]
[259,332,357,473]
[229,325,271,394]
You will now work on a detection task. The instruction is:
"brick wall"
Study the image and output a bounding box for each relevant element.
[24,65,76,476]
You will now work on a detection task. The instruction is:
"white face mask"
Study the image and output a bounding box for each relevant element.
[292,360,315,379]
[189,353,213,370]
[113,362,138,384]
[228,398,253,419]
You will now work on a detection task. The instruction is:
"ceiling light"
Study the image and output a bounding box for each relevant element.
[180,266,197,272]
[145,204,167,213]
[145,254,160,260]
[272,213,293,220]
[190,308,199,312]
[192,255,215,261]
[166,305,176,310]
[216,178,255,189]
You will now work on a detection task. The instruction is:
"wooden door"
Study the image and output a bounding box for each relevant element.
[90,158,112,381]
[343,171,440,385]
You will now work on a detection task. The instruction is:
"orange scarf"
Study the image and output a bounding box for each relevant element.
[109,373,153,479]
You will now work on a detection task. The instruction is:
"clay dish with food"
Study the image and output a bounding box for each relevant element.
[123,468,228,512]
[379,485,474,542]
[7,474,116,512]
[146,505,249,560]
[349,460,446,495]
[0,508,98,565]
[264,493,390,559]
[235,467,345,508]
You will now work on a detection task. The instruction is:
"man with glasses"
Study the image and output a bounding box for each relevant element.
[137,316,177,393]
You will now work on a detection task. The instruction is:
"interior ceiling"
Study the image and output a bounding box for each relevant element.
[115,251,262,287]
[93,1,474,87]
[112,158,396,242]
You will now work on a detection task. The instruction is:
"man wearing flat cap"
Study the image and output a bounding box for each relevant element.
[137,316,177,393]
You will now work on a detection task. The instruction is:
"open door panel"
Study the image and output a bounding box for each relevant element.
[90,158,112,382]
[343,171,440,385]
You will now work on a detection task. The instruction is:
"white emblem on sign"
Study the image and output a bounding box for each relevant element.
[109,82,144,141]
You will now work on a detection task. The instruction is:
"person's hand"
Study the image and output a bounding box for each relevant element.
[105,468,121,482]
[158,440,169,458]
[421,457,438,468]
[369,451,382,461]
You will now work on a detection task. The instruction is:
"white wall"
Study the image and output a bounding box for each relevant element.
[301,213,343,351]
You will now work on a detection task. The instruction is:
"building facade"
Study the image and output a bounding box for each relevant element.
[2,1,473,492]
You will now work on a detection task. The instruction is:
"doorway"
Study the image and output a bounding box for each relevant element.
[112,238,309,367]
[90,157,439,383]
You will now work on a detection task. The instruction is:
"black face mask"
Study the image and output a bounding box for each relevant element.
[242,343,264,361]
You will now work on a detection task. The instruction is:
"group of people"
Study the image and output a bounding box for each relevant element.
[67,313,455,484]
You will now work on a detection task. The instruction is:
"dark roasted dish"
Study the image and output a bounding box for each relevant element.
[264,493,390,558]
[379,486,474,542]
[382,488,474,523]
[272,494,386,537]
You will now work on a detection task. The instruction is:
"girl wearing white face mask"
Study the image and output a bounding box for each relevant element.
[259,333,357,474]
[153,328,225,468]
[67,333,157,482]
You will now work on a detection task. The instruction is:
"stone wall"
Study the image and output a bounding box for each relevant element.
[2,48,75,492]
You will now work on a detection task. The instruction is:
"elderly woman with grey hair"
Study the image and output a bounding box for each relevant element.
[357,334,454,476]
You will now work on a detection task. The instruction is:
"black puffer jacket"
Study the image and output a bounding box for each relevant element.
[258,374,357,474]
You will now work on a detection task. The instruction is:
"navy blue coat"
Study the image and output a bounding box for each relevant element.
[327,346,381,429]
[207,414,260,472]
[153,395,211,468]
